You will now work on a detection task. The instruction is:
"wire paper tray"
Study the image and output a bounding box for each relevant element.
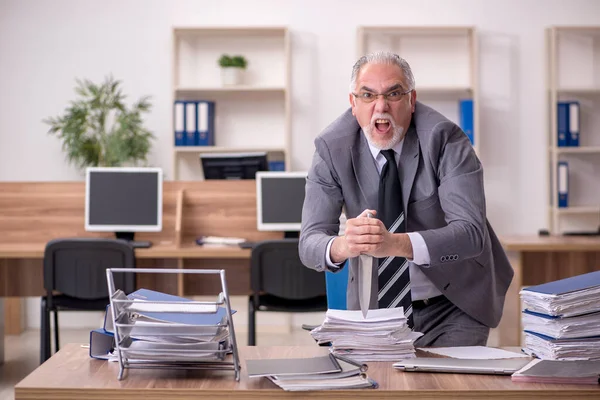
[106,268,241,381]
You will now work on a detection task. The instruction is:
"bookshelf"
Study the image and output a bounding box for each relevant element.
[171,27,291,180]
[357,26,479,155]
[547,26,600,234]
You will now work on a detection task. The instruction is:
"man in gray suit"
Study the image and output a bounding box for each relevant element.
[299,51,513,347]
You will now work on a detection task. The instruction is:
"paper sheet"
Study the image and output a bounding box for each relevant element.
[418,346,530,359]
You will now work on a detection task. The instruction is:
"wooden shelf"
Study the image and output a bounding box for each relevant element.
[175,86,286,94]
[557,88,600,95]
[555,206,600,215]
[172,26,291,179]
[173,146,286,154]
[552,146,600,154]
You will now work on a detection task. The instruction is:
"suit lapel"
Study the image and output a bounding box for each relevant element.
[351,131,379,210]
[399,123,419,221]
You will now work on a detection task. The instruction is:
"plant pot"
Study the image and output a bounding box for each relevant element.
[221,67,245,86]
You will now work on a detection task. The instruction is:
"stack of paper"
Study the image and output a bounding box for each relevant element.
[247,354,377,391]
[512,358,600,385]
[310,308,422,362]
[520,271,600,361]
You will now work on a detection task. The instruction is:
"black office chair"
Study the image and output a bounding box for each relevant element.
[40,238,136,363]
[248,239,327,346]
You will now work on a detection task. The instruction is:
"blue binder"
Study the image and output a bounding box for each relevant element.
[567,101,580,147]
[459,99,474,145]
[197,101,215,146]
[522,270,600,296]
[557,161,568,208]
[127,288,234,325]
[557,102,569,147]
[89,328,114,360]
[268,160,285,171]
[173,101,185,146]
[185,101,197,146]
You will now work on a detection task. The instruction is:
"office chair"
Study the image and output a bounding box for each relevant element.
[248,239,327,346]
[40,238,136,363]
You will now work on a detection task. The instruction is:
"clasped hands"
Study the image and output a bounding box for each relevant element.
[331,209,412,263]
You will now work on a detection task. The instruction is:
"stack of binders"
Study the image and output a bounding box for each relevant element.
[90,288,233,362]
[174,100,215,146]
[520,270,600,361]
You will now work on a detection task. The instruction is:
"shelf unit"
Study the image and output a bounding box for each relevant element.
[172,27,291,180]
[547,26,600,233]
[357,26,479,155]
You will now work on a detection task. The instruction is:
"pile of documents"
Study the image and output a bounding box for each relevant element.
[310,308,422,362]
[512,358,600,385]
[520,271,600,360]
[90,288,234,362]
[247,354,377,391]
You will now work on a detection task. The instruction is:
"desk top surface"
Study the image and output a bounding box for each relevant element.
[500,235,600,251]
[14,344,600,400]
[0,242,251,259]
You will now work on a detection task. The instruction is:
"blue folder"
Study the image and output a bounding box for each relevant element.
[127,288,234,325]
[521,270,600,296]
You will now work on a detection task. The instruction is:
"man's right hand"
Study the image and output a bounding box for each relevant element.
[330,209,384,263]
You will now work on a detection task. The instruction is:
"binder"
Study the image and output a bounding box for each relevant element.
[557,161,568,208]
[568,101,580,147]
[89,328,115,360]
[185,101,197,146]
[173,101,185,146]
[557,102,569,147]
[197,101,215,146]
[459,99,474,145]
[522,270,600,297]
[268,160,285,171]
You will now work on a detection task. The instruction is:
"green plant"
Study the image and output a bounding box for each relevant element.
[218,54,248,69]
[44,75,154,169]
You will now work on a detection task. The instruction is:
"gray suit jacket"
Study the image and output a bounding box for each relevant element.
[299,102,513,328]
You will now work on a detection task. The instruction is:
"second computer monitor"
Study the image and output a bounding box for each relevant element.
[256,171,307,236]
[85,167,163,243]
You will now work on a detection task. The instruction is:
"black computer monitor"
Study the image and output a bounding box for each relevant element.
[200,152,269,180]
[85,167,163,245]
[256,171,307,238]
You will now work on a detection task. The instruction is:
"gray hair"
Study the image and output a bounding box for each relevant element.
[350,51,415,93]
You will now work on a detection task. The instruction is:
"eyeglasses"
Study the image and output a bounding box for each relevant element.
[352,89,412,104]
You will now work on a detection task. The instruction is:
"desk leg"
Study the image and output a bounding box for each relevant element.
[496,250,522,346]
[0,298,4,365]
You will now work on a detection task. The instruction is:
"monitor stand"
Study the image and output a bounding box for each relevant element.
[115,232,153,248]
[284,231,300,239]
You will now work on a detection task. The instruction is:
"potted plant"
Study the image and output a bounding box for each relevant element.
[44,75,154,170]
[218,54,248,86]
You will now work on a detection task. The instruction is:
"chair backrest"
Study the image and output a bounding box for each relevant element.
[43,238,136,300]
[325,261,349,310]
[250,239,326,300]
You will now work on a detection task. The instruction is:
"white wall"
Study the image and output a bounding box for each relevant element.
[2,0,600,234]
[2,0,600,328]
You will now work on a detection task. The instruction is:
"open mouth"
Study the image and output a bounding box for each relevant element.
[374,118,391,134]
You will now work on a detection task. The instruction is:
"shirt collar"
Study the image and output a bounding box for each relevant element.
[367,137,404,161]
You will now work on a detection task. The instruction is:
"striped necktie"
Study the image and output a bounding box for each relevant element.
[377,149,413,328]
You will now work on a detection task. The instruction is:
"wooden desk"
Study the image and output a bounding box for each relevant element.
[15,344,600,399]
[497,235,600,347]
[0,181,281,360]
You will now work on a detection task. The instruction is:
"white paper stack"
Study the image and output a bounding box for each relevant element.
[310,308,423,362]
[520,271,600,361]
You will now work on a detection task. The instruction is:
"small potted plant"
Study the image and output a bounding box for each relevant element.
[218,54,248,86]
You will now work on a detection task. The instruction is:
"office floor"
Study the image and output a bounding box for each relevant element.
[0,327,319,400]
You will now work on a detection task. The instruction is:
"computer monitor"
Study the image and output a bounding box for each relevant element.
[256,171,307,238]
[200,152,269,180]
[85,167,163,246]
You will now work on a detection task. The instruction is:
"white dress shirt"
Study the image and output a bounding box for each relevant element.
[325,138,442,301]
